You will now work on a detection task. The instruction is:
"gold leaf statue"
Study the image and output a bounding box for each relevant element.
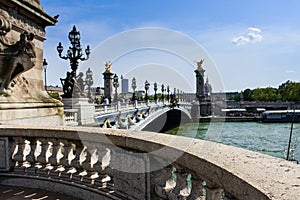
[104,61,112,72]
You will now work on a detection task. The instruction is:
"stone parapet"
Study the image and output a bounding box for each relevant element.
[0,126,299,199]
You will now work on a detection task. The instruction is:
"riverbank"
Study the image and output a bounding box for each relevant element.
[199,116,262,122]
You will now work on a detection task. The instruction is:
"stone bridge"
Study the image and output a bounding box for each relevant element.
[0,126,299,199]
[93,101,193,132]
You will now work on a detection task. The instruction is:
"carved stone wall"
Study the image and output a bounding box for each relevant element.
[0,0,63,125]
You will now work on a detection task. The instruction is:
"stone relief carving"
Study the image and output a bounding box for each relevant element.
[0,21,36,95]
[0,8,45,39]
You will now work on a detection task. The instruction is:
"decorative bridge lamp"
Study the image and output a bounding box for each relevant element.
[154,82,158,104]
[57,25,91,97]
[161,84,165,104]
[113,74,119,102]
[85,68,93,102]
[167,85,170,103]
[132,77,137,102]
[145,80,150,104]
[43,58,48,91]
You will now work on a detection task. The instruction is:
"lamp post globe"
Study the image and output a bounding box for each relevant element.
[43,58,48,90]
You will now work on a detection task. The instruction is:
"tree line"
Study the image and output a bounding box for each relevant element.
[230,80,300,102]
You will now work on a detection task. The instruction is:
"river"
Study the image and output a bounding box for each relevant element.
[164,122,300,162]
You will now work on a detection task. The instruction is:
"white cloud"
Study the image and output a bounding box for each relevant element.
[285,70,297,74]
[232,36,250,46]
[248,27,262,33]
[232,27,263,45]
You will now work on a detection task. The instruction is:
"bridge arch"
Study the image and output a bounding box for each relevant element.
[136,107,192,132]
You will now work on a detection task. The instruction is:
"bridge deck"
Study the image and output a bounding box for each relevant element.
[0,185,81,200]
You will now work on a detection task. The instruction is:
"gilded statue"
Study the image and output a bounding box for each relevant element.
[104,61,112,72]
[196,59,204,69]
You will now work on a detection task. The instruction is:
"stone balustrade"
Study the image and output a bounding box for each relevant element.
[0,126,299,199]
[64,109,78,126]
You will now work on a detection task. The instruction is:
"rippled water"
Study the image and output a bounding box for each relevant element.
[165,122,300,161]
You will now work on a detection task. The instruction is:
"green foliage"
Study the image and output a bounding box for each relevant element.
[252,87,279,101]
[48,92,59,99]
[279,81,300,101]
[229,93,241,101]
[229,80,300,102]
[242,88,254,101]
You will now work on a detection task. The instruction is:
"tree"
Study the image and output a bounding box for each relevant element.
[252,87,279,101]
[242,88,253,101]
[279,81,300,101]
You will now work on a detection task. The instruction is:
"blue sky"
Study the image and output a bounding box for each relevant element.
[42,0,300,92]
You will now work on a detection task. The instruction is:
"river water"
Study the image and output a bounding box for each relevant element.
[164,122,300,162]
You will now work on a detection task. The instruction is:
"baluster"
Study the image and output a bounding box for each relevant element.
[12,137,26,170]
[170,167,189,199]
[81,146,94,184]
[47,139,63,177]
[70,141,84,169]
[36,138,50,164]
[187,173,205,200]
[151,164,174,199]
[48,139,61,166]
[81,147,92,171]
[70,141,85,181]
[60,140,73,167]
[36,138,50,176]
[58,140,74,178]
[93,146,112,189]
[26,138,37,163]
[205,181,224,200]
[25,138,37,174]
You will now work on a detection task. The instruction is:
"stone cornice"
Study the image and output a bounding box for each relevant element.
[0,0,57,27]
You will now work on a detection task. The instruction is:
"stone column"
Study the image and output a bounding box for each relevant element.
[103,71,114,103]
[194,67,205,103]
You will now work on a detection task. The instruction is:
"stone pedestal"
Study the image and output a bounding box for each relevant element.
[62,98,95,126]
[0,0,61,126]
[0,102,64,126]
[191,103,200,122]
[200,102,212,117]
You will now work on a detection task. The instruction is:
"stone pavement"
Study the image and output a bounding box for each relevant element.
[0,186,81,200]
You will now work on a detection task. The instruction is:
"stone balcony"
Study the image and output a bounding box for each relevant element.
[0,125,299,199]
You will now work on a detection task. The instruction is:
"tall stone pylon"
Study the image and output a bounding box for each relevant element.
[103,61,114,103]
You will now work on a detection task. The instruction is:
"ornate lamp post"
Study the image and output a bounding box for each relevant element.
[57,25,90,97]
[43,58,48,90]
[154,82,157,104]
[113,74,119,102]
[85,68,93,102]
[161,84,165,104]
[132,77,137,102]
[144,80,150,103]
[167,85,170,103]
